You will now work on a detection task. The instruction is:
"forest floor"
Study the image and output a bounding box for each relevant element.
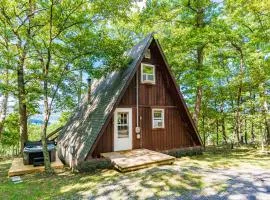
[0,147,270,200]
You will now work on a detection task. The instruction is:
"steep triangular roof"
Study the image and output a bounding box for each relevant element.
[58,33,154,163]
[58,33,202,165]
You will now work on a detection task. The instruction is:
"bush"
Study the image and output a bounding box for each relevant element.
[166,147,203,158]
[76,158,113,172]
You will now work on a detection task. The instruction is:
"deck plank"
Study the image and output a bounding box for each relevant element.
[101,149,175,172]
[8,156,64,177]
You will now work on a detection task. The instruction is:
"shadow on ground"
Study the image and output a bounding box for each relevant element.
[0,148,269,200]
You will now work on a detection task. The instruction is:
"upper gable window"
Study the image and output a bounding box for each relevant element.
[141,63,155,84]
[144,49,151,59]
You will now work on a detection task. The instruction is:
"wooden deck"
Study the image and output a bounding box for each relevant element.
[101,149,175,172]
[8,156,64,177]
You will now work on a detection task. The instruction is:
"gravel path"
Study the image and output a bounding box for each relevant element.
[81,162,270,200]
[182,166,270,200]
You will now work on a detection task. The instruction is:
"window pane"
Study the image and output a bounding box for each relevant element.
[117,112,128,125]
[157,121,163,127]
[143,66,153,74]
[148,74,154,81]
[117,112,129,138]
[154,111,162,118]
[143,74,147,81]
[153,119,163,128]
[118,125,129,138]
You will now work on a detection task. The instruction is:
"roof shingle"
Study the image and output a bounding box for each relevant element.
[58,33,153,164]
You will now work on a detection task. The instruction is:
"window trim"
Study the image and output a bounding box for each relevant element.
[152,108,165,129]
[141,63,156,84]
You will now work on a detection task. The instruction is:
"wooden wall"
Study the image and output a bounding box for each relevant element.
[91,118,113,158]
[90,40,199,158]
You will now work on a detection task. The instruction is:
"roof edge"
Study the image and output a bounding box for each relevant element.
[86,34,154,159]
[154,38,203,146]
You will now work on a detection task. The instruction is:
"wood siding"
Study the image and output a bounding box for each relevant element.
[90,40,198,158]
[91,118,113,158]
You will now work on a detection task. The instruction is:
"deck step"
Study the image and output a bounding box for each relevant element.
[116,158,175,172]
[101,149,175,172]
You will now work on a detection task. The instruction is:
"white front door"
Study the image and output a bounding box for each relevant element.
[114,108,132,151]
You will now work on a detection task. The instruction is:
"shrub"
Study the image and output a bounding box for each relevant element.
[166,147,203,158]
[76,158,113,172]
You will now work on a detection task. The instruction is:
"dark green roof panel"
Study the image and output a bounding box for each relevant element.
[58,34,153,164]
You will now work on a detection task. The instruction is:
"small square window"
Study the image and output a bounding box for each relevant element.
[152,109,164,128]
[141,63,155,84]
[145,49,151,59]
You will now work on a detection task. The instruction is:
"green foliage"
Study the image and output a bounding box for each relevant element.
[167,147,203,158]
[119,0,270,147]
[1,114,19,147]
[0,0,134,153]
[76,158,113,173]
[27,124,42,141]
[0,0,269,153]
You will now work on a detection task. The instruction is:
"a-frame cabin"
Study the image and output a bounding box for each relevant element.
[58,33,202,168]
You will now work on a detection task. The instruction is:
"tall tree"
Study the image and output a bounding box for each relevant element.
[29,0,133,172]
[0,0,39,152]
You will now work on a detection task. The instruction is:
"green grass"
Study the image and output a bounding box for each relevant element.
[0,147,269,199]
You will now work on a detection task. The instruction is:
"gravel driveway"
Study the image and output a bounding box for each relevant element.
[180,166,270,200]
[80,158,270,200]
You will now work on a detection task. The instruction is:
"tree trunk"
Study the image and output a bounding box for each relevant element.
[17,52,28,153]
[233,44,244,145]
[0,69,9,138]
[250,91,256,143]
[193,85,203,125]
[244,118,248,144]
[41,61,53,173]
[260,123,264,151]
[41,106,53,173]
[219,77,227,145]
[221,117,227,144]
[251,122,255,143]
[39,0,55,174]
[259,84,270,145]
[202,114,206,148]
[40,47,54,173]
[229,92,236,149]
[265,119,270,145]
[193,44,204,125]
[189,4,205,126]
[235,83,242,144]
[0,93,8,138]
[263,100,270,145]
[216,120,219,146]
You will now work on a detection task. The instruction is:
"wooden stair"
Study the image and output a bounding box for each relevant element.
[101,149,175,172]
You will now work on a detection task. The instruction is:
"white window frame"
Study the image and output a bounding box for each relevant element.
[152,108,165,129]
[141,63,156,84]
